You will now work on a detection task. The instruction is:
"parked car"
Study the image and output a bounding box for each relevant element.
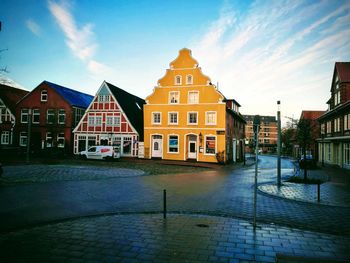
[80,146,120,160]
[299,154,317,169]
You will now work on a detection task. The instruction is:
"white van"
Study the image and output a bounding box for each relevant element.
[80,146,121,160]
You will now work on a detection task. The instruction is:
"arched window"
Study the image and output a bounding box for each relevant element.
[186,75,193,84]
[175,75,182,85]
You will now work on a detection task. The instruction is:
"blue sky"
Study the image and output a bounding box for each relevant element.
[1,0,350,123]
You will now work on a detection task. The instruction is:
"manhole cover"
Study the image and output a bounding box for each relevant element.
[196,224,209,228]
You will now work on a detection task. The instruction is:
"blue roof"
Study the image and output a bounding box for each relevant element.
[44,81,93,108]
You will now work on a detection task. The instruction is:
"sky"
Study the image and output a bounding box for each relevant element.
[1,0,350,124]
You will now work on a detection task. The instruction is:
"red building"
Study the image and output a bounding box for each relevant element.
[0,84,29,147]
[15,81,93,155]
[73,81,145,157]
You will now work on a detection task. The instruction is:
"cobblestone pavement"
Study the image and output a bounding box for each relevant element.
[259,182,350,207]
[1,214,349,263]
[1,156,350,236]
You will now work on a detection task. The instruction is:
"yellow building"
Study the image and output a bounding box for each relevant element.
[144,48,228,163]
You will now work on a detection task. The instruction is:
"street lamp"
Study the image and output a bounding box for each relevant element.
[277,101,281,186]
[253,115,260,229]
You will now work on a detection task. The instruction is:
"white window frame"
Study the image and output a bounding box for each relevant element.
[344,114,350,131]
[168,134,179,154]
[41,90,48,102]
[186,74,193,85]
[188,91,199,104]
[205,111,217,125]
[175,75,182,85]
[152,112,161,125]
[326,121,331,134]
[88,116,95,126]
[335,90,341,106]
[1,131,10,145]
[169,91,180,104]
[32,109,40,124]
[58,109,66,124]
[20,132,27,146]
[321,123,325,135]
[21,108,29,123]
[95,116,102,126]
[204,135,216,155]
[168,112,178,125]
[46,132,53,147]
[98,95,110,102]
[187,112,198,125]
[57,133,65,148]
[106,116,113,126]
[47,109,55,124]
[334,118,340,132]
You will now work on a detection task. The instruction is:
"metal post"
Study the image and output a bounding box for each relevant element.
[253,124,259,229]
[322,137,324,167]
[26,109,32,164]
[163,189,167,219]
[277,101,281,186]
[317,183,320,202]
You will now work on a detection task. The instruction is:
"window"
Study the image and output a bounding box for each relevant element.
[152,112,161,124]
[95,116,102,126]
[175,75,182,85]
[321,123,325,134]
[88,116,95,126]
[326,121,331,134]
[344,114,350,131]
[206,111,217,125]
[169,112,178,125]
[106,116,113,126]
[58,109,65,124]
[32,109,40,124]
[1,131,9,144]
[114,116,120,126]
[345,143,350,166]
[335,90,341,106]
[21,109,29,123]
[168,135,179,153]
[41,90,48,102]
[169,91,179,104]
[57,133,65,148]
[98,95,110,102]
[47,109,55,124]
[188,112,198,124]
[46,132,53,147]
[334,118,340,132]
[123,137,132,155]
[20,132,27,146]
[186,75,193,84]
[205,136,216,154]
[188,91,199,104]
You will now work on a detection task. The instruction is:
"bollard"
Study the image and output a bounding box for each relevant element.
[317,183,320,202]
[163,189,167,219]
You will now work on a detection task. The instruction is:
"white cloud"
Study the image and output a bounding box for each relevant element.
[48,0,111,75]
[26,19,41,36]
[191,0,350,121]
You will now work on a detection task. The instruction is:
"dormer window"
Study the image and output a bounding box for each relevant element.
[186,75,193,85]
[41,90,48,102]
[175,75,182,85]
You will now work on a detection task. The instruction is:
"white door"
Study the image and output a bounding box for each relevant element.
[152,138,162,158]
[232,139,237,162]
[188,141,197,159]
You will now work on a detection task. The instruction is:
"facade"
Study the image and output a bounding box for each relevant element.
[317,62,350,168]
[244,115,277,153]
[144,48,245,163]
[15,81,93,155]
[0,84,29,147]
[294,110,325,160]
[73,81,145,157]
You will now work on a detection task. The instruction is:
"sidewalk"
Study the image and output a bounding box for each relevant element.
[259,165,350,207]
[0,213,349,262]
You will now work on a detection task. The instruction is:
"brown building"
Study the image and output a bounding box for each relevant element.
[14,81,93,155]
[317,62,350,168]
[244,115,277,153]
[0,84,29,147]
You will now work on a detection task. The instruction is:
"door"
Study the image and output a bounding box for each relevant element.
[232,139,237,162]
[152,138,162,158]
[188,141,197,159]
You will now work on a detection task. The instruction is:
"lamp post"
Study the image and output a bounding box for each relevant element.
[26,109,32,163]
[253,115,260,229]
[277,101,281,186]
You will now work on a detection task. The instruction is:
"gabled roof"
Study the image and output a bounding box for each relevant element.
[105,82,146,139]
[336,62,350,83]
[44,81,93,108]
[300,110,326,120]
[0,84,29,112]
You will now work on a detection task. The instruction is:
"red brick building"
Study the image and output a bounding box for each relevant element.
[0,84,29,147]
[73,81,145,157]
[15,81,93,155]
